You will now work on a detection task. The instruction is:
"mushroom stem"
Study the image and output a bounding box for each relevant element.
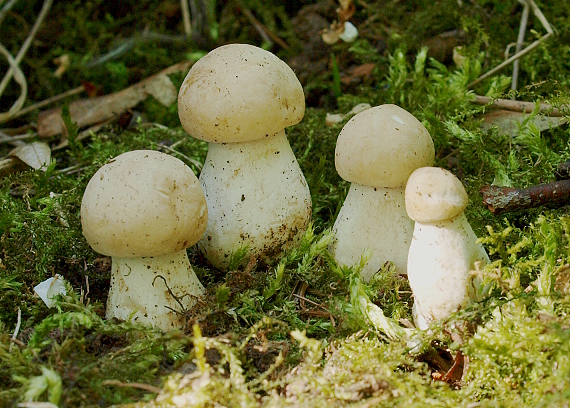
[331,183,413,280]
[408,213,489,329]
[198,130,312,269]
[107,249,204,331]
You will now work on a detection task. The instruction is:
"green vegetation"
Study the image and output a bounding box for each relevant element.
[2,0,570,406]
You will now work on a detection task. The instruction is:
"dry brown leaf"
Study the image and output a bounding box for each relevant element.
[321,21,345,45]
[341,63,376,84]
[37,61,193,138]
[9,141,51,171]
[481,109,567,136]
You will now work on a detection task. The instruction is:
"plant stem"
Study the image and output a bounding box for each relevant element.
[480,180,570,214]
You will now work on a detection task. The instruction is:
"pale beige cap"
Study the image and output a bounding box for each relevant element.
[81,150,207,257]
[178,44,305,143]
[335,104,434,188]
[405,167,468,223]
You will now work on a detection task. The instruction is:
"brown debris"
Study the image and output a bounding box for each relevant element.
[480,180,570,214]
[37,61,193,137]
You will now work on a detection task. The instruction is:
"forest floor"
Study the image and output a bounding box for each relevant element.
[2,0,570,407]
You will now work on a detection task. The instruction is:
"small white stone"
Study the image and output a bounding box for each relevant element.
[339,22,359,43]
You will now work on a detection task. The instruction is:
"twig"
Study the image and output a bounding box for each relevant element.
[473,95,567,116]
[468,32,552,88]
[0,130,35,146]
[17,403,59,408]
[181,0,192,36]
[293,293,330,311]
[0,42,27,123]
[511,0,530,93]
[155,141,203,170]
[0,0,19,26]
[9,307,21,352]
[8,86,85,121]
[468,0,552,88]
[480,180,570,214]
[0,0,53,97]
[239,4,290,50]
[102,379,162,394]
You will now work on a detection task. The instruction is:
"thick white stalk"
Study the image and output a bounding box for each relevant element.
[407,213,490,329]
[198,130,312,269]
[106,250,204,331]
[331,183,413,281]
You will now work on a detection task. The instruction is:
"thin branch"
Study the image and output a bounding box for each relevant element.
[154,141,203,170]
[468,0,553,88]
[0,0,53,97]
[480,180,570,214]
[0,130,36,146]
[239,4,290,49]
[0,42,27,123]
[9,307,21,352]
[468,32,552,87]
[473,95,567,116]
[102,379,162,394]
[0,0,19,26]
[181,0,192,36]
[9,86,85,121]
[511,0,530,93]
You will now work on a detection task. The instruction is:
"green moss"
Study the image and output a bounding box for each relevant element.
[3,0,570,406]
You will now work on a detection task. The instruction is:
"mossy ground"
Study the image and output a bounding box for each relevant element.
[2,0,570,406]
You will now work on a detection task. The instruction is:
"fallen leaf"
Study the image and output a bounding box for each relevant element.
[37,61,193,138]
[9,141,51,171]
[481,109,567,136]
[33,275,67,308]
[341,63,376,85]
[321,21,345,45]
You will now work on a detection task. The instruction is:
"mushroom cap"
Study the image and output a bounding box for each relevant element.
[81,150,207,258]
[335,104,434,188]
[405,167,468,223]
[178,44,305,143]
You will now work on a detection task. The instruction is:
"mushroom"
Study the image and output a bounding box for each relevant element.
[405,166,490,330]
[331,104,434,281]
[178,44,312,269]
[81,150,207,330]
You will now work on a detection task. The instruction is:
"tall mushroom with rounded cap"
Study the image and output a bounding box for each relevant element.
[178,44,312,269]
[405,167,490,330]
[331,104,434,281]
[81,150,207,331]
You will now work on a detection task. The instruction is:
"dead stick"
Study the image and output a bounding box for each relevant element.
[8,86,85,121]
[240,5,290,50]
[473,95,567,116]
[102,379,162,394]
[480,180,570,214]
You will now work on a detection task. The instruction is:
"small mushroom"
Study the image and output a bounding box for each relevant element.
[81,150,207,330]
[405,167,490,330]
[331,104,434,281]
[178,44,312,269]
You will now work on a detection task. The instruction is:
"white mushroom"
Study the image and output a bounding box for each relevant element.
[178,43,312,269]
[81,150,207,331]
[331,104,434,281]
[405,167,490,330]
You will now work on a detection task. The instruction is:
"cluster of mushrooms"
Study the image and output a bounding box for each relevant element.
[80,44,489,332]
